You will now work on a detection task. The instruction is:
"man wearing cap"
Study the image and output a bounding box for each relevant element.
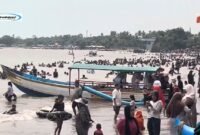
[112,84,122,120]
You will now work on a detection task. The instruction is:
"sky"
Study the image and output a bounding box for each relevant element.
[0,0,200,38]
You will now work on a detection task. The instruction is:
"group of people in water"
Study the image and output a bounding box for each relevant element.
[11,62,70,80]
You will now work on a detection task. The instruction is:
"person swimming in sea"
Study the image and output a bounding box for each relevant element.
[81,74,88,79]
[3,104,17,114]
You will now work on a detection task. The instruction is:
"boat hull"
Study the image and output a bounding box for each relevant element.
[1,65,75,97]
[1,65,144,100]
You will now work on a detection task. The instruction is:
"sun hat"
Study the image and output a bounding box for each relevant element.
[75,98,88,104]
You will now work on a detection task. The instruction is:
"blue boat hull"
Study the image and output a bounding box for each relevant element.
[1,65,75,97]
[14,83,53,97]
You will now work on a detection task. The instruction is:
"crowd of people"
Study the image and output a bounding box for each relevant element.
[10,62,70,79]
[1,51,200,135]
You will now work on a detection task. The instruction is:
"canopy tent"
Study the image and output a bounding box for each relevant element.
[68,63,159,73]
[68,63,159,91]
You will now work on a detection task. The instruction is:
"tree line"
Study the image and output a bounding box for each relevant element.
[0,28,200,52]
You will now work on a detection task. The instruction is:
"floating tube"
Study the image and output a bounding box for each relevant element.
[175,119,194,135]
[82,86,144,106]
[36,110,72,121]
[47,111,72,121]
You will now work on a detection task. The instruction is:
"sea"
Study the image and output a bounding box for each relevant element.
[0,48,199,135]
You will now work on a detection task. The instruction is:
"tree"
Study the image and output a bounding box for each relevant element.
[0,35,15,46]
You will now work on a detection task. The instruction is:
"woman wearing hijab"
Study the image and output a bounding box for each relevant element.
[166,92,185,135]
[152,84,165,108]
[182,83,197,128]
[117,105,140,135]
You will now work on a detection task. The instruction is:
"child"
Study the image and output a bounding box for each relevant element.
[130,94,136,109]
[94,123,103,135]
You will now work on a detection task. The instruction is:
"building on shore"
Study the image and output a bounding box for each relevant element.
[140,38,156,51]
[85,45,105,50]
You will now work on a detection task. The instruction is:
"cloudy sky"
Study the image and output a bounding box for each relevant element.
[0,0,200,38]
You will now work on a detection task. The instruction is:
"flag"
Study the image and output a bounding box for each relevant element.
[197,16,200,23]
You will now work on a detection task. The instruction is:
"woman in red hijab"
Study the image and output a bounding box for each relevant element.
[152,84,166,107]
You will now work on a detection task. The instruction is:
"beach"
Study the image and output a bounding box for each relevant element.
[0,48,199,135]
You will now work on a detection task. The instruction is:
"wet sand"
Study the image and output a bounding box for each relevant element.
[0,83,199,135]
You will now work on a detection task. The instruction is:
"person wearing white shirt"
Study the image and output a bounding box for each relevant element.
[146,91,162,135]
[112,84,122,120]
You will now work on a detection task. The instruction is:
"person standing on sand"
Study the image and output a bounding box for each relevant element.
[146,91,162,135]
[112,84,122,121]
[94,123,104,135]
[177,76,183,93]
[188,70,195,86]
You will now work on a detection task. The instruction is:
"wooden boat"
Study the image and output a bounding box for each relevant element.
[1,65,75,97]
[1,64,159,100]
[68,63,160,99]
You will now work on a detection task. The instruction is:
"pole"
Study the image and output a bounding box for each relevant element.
[78,69,80,81]
[69,69,71,95]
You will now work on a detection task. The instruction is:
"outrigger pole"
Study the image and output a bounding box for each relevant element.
[69,68,71,95]
[78,69,80,81]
